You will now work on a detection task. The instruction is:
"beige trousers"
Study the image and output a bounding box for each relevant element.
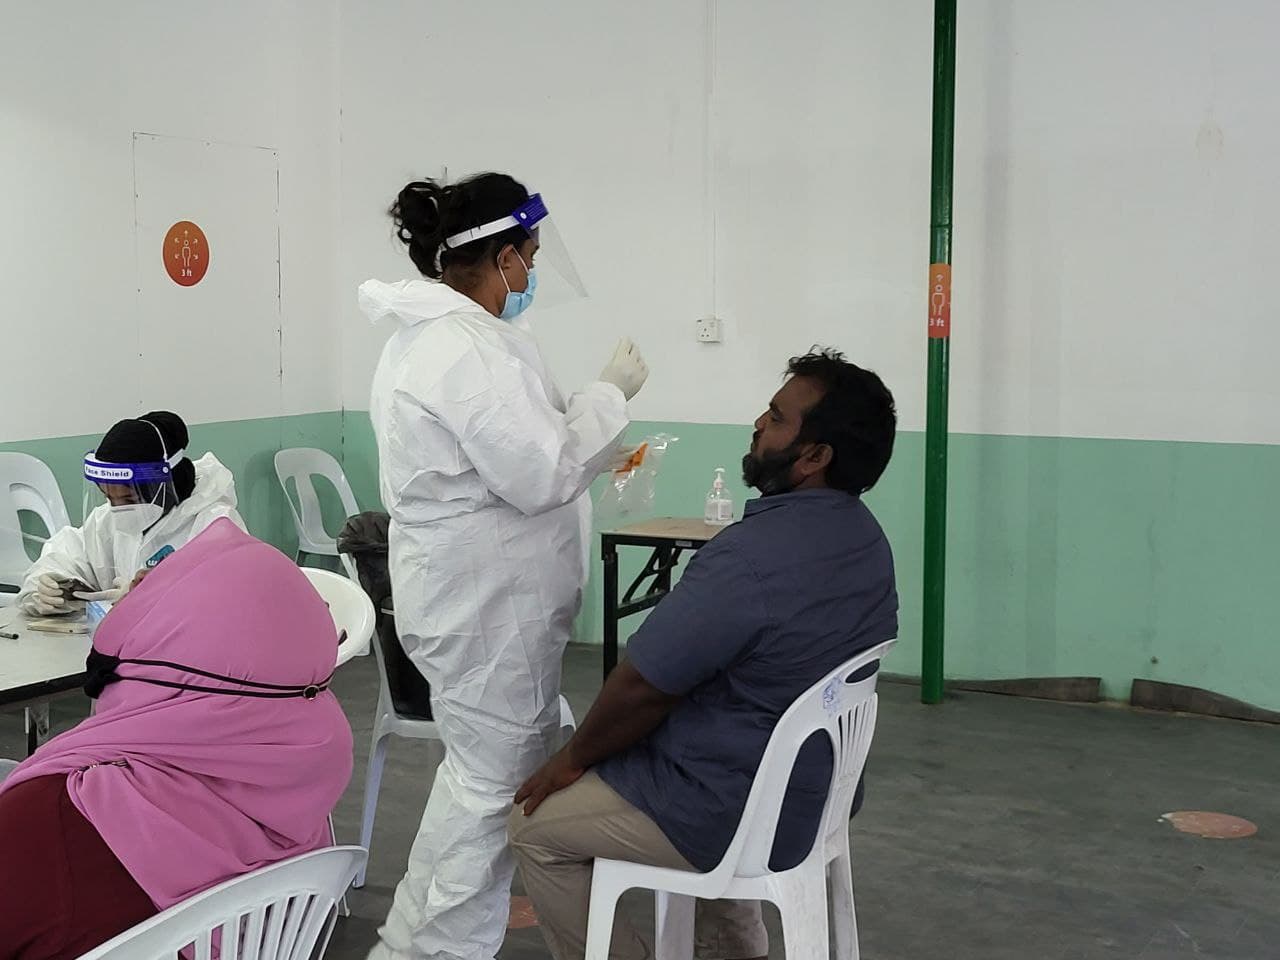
[509,772,768,960]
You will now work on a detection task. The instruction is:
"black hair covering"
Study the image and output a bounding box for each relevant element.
[95,411,196,503]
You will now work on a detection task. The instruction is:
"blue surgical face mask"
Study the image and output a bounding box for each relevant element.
[498,252,537,321]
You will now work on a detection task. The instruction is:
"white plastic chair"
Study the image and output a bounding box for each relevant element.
[353,608,441,890]
[76,845,367,960]
[301,567,374,666]
[585,639,896,960]
[0,452,70,600]
[273,448,360,564]
[298,566,374,918]
[0,454,70,749]
[339,554,577,888]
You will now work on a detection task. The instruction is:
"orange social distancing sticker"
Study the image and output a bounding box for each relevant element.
[163,221,210,287]
[928,263,951,338]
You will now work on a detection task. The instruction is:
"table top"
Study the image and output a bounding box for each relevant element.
[0,607,93,708]
[602,517,731,544]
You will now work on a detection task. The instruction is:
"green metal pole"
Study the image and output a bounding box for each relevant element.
[922,0,956,705]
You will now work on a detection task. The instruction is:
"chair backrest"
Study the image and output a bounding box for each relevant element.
[715,639,896,881]
[341,552,395,711]
[338,553,359,583]
[301,567,375,659]
[77,845,367,960]
[341,548,433,721]
[274,448,360,555]
[0,452,71,584]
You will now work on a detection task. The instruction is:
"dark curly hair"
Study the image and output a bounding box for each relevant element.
[787,348,896,494]
[389,172,530,280]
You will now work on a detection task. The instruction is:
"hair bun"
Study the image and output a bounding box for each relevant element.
[391,180,453,279]
[387,172,529,281]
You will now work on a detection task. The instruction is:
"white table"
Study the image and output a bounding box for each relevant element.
[0,609,93,709]
[0,608,93,754]
[600,518,728,679]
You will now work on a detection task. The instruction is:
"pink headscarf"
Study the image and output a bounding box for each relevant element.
[0,518,353,910]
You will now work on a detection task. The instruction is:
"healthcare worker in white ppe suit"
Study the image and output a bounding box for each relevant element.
[360,172,648,960]
[16,411,244,615]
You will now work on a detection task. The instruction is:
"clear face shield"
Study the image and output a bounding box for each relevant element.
[444,192,587,311]
[82,449,183,536]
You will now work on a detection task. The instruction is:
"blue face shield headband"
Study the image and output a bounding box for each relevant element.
[84,448,185,500]
[444,193,549,249]
[83,453,182,486]
[83,446,186,528]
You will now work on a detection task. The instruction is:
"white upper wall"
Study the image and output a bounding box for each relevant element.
[954,0,1280,444]
[340,0,1280,445]
[5,2,1276,446]
[0,0,340,444]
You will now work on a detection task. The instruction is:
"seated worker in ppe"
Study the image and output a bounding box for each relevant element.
[0,519,353,959]
[16,411,243,616]
[509,349,899,960]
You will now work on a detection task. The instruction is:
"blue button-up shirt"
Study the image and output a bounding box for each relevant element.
[597,488,898,872]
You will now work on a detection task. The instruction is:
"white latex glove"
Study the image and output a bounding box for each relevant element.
[73,575,132,604]
[602,444,644,476]
[599,338,649,401]
[27,574,85,617]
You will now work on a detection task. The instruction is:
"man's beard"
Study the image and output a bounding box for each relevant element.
[742,443,803,496]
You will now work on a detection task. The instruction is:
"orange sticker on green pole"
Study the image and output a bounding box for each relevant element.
[163,220,210,287]
[928,263,951,338]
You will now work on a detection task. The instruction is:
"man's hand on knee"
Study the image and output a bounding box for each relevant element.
[515,746,585,816]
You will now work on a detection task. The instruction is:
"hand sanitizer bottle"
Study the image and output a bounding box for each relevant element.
[704,467,734,526]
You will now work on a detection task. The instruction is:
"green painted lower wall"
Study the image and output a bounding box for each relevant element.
[1,412,345,558]
[341,409,382,517]
[343,413,1280,712]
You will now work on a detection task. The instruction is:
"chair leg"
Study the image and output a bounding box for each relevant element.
[33,701,49,739]
[354,726,390,889]
[584,874,626,960]
[558,695,577,749]
[25,702,50,756]
[774,866,831,960]
[654,891,695,960]
[329,814,350,917]
[317,902,340,960]
[829,849,860,960]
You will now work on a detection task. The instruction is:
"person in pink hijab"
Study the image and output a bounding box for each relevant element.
[0,518,354,960]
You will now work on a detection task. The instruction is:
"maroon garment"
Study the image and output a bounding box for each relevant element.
[0,774,156,959]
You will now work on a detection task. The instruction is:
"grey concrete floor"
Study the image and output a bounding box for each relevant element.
[4,645,1278,959]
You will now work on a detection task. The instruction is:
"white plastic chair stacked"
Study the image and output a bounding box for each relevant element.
[585,639,896,960]
[273,448,361,565]
[75,845,367,960]
[0,452,70,603]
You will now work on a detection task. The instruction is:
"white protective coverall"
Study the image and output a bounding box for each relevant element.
[362,279,628,960]
[16,453,244,612]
